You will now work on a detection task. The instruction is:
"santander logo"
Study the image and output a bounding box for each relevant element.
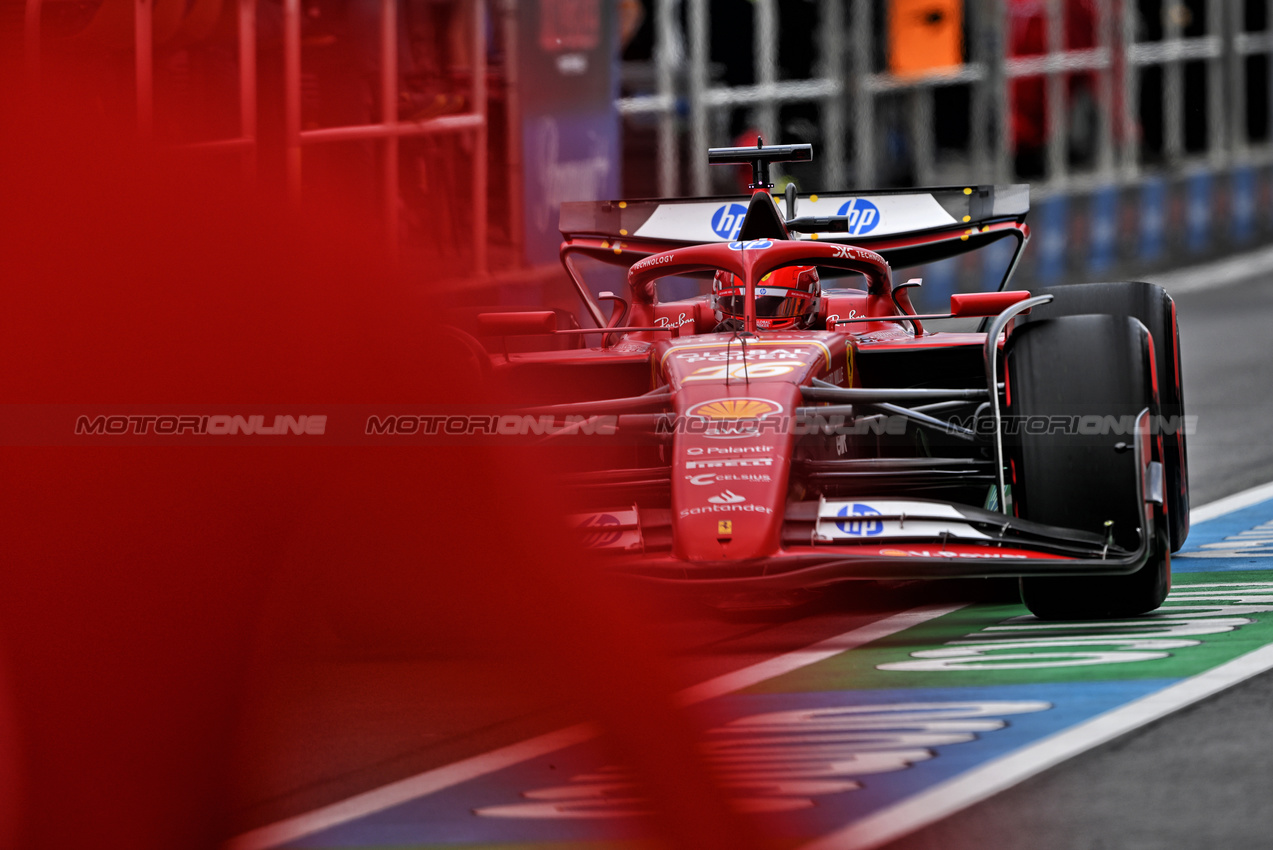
[707,490,747,505]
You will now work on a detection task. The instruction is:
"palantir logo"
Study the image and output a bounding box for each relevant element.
[836,198,881,236]
[835,503,883,536]
[711,203,749,240]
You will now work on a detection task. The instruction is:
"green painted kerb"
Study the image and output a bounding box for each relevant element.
[750,571,1273,692]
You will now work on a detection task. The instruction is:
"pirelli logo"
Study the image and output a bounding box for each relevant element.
[685,458,774,469]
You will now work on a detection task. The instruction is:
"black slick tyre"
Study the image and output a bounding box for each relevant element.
[1005,314,1170,619]
[1020,281,1189,551]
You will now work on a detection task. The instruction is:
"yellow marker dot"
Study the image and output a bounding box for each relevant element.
[810,194,819,202]
[963,187,973,195]
[600,241,609,249]
[982,225,990,232]
[618,201,627,208]
[811,233,820,240]
[613,246,622,254]
[960,234,970,241]
[962,215,971,222]
[619,228,628,236]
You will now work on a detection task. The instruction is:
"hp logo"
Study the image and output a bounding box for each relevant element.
[836,198,881,236]
[835,503,884,536]
[711,203,749,240]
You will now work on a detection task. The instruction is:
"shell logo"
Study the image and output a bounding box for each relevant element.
[688,399,781,420]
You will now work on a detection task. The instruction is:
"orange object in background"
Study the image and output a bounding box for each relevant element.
[888,0,964,75]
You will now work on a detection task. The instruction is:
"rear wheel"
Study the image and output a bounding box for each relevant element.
[1020,281,1188,551]
[1005,314,1169,619]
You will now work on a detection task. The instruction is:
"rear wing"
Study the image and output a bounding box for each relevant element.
[558,184,1029,328]
[560,184,1028,268]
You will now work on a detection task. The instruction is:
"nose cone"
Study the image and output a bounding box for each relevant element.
[657,333,844,563]
[669,384,799,562]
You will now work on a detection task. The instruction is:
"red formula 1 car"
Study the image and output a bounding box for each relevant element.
[467,143,1188,619]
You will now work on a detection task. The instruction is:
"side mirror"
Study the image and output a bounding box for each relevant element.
[476,311,557,336]
[949,291,1033,318]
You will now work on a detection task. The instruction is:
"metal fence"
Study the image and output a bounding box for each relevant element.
[283,0,488,266]
[618,0,1273,196]
[24,0,260,175]
[23,0,490,269]
[23,0,1273,283]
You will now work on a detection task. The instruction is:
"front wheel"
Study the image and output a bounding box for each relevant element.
[1021,281,1189,551]
[1018,522,1171,621]
[1005,313,1169,619]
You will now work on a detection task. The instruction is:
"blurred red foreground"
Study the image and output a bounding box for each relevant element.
[0,68,757,850]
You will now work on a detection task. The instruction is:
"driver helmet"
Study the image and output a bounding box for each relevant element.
[712,265,820,330]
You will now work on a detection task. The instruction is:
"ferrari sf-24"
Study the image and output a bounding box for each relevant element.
[463,142,1188,619]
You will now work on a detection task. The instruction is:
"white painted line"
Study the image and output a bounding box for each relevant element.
[226,724,596,850]
[228,603,962,850]
[1190,479,1273,524]
[799,641,1273,850]
[793,484,1273,850]
[231,483,1273,850]
[675,604,963,706]
[1145,243,1273,295]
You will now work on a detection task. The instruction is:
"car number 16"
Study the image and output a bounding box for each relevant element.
[683,363,798,381]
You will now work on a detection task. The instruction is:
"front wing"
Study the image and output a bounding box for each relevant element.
[570,421,1165,590]
[576,498,1159,590]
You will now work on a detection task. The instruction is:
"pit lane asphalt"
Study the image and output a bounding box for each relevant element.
[1169,271,1273,505]
[873,271,1273,850]
[226,270,1273,848]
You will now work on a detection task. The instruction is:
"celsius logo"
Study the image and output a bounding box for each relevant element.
[836,198,881,235]
[708,490,747,505]
[836,503,883,536]
[687,473,771,485]
[577,513,621,547]
[711,203,749,240]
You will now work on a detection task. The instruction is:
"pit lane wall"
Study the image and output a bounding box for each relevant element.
[1023,169,1269,286]
[916,166,1273,305]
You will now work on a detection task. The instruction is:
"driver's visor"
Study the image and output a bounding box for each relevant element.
[716,286,814,319]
